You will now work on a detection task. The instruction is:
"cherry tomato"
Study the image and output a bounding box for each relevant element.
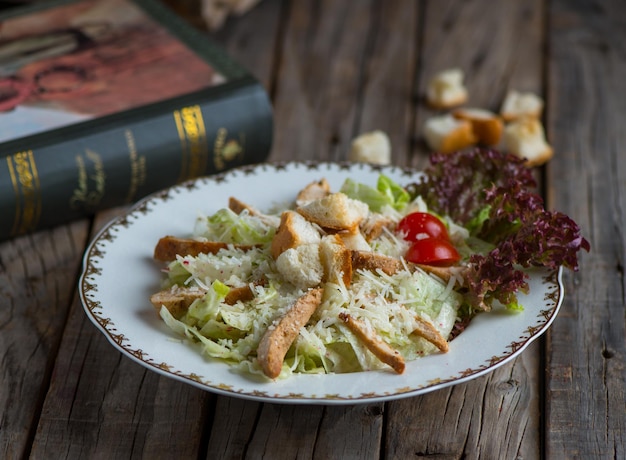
[405,237,461,266]
[397,212,449,242]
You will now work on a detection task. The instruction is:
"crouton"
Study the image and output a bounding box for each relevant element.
[320,234,353,286]
[416,264,468,284]
[150,286,205,319]
[348,130,391,165]
[339,312,405,374]
[502,117,553,166]
[297,192,369,231]
[500,90,544,122]
[423,114,477,154]
[224,284,259,305]
[351,250,405,276]
[228,196,257,215]
[271,210,321,259]
[295,178,332,207]
[452,107,504,146]
[425,68,468,109]
[337,227,371,252]
[360,213,394,241]
[150,283,259,319]
[153,236,256,262]
[257,287,324,379]
[228,197,281,227]
[276,244,323,289]
[411,315,449,353]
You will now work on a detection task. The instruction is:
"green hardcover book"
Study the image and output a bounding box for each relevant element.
[0,0,273,240]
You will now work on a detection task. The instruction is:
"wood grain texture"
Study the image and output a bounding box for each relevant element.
[205,396,262,459]
[0,222,88,459]
[231,402,383,460]
[270,0,376,162]
[545,0,626,458]
[311,404,384,459]
[213,0,285,91]
[28,209,211,459]
[347,0,419,166]
[387,343,541,460]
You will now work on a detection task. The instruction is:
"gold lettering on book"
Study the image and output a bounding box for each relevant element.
[213,128,227,170]
[70,149,106,210]
[6,150,42,236]
[174,105,208,182]
[125,129,146,203]
[213,128,244,170]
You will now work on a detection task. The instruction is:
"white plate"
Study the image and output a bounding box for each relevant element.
[79,162,564,405]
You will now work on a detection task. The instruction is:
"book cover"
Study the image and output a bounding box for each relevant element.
[0,0,273,240]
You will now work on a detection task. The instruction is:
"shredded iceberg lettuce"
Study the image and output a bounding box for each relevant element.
[194,208,275,245]
[165,246,273,290]
[153,174,465,379]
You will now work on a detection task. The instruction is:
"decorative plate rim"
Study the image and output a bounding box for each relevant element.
[79,161,565,405]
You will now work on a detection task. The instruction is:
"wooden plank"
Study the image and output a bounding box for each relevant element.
[387,343,541,460]
[311,404,384,459]
[348,0,420,165]
[0,222,88,459]
[29,208,211,458]
[387,0,545,457]
[545,0,626,457]
[207,400,384,460]
[241,403,326,459]
[212,0,285,92]
[205,396,262,459]
[224,402,383,460]
[270,0,377,162]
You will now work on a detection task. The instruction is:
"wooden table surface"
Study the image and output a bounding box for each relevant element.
[2,0,624,458]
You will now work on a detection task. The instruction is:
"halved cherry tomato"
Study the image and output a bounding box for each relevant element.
[397,212,449,242]
[405,237,461,266]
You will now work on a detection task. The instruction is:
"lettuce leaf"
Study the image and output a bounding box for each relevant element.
[407,148,590,311]
[197,208,275,245]
[341,174,410,212]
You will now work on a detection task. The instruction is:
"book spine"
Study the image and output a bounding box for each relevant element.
[0,79,273,241]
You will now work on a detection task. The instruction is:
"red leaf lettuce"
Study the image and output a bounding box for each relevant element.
[407,148,590,312]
